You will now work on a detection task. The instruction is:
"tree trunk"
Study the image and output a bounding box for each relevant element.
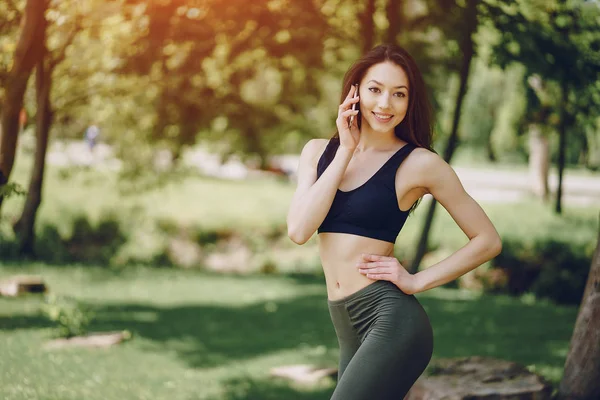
[528,124,550,201]
[409,0,477,274]
[360,0,376,54]
[243,126,268,170]
[555,76,568,214]
[0,0,48,213]
[13,44,52,255]
[557,215,600,399]
[486,133,497,162]
[385,0,403,45]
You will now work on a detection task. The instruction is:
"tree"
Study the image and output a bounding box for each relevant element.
[460,59,507,162]
[0,0,48,213]
[410,0,479,273]
[488,0,600,213]
[360,0,377,54]
[12,0,80,254]
[558,214,600,399]
[113,0,330,167]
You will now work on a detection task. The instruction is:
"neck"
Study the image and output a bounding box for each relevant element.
[355,119,400,152]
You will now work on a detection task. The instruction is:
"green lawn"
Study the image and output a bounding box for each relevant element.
[0,265,578,400]
[0,147,594,398]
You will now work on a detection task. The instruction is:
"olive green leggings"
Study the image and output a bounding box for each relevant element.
[327,280,434,399]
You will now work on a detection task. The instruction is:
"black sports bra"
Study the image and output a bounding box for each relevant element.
[316,138,417,244]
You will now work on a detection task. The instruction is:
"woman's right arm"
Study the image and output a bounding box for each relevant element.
[287,84,361,245]
[286,139,353,245]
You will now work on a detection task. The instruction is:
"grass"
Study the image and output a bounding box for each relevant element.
[0,145,596,398]
[0,264,578,400]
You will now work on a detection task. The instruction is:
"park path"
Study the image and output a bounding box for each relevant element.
[453,166,600,206]
[45,141,599,207]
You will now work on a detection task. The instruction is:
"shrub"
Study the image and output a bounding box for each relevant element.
[41,294,94,338]
[492,237,593,304]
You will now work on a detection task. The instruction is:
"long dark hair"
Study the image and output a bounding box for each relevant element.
[323,44,435,215]
[332,44,434,151]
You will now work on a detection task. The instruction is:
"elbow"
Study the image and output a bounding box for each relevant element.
[489,234,502,258]
[287,223,310,245]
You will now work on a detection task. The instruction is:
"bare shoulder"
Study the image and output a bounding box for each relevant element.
[404,147,457,191]
[300,138,329,168]
[404,146,444,172]
[303,138,329,154]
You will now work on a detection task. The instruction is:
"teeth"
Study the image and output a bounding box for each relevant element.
[373,113,392,119]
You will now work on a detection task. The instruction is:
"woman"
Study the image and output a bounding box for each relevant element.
[286,44,502,399]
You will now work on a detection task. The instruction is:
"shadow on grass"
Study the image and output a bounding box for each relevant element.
[418,293,578,371]
[77,288,577,378]
[0,279,577,387]
[0,312,54,331]
[87,292,338,369]
[0,296,54,331]
[212,376,333,400]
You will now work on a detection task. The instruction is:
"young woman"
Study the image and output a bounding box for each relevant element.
[286,44,502,399]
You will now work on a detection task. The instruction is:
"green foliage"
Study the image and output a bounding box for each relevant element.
[0,0,23,88]
[485,0,600,164]
[493,237,594,304]
[459,58,527,160]
[0,181,26,199]
[103,0,333,164]
[487,0,600,86]
[41,294,93,338]
[3,0,597,172]
[29,213,127,265]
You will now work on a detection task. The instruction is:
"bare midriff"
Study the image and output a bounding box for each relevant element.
[318,232,395,301]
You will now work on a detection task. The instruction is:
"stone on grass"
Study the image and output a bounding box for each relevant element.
[0,275,47,297]
[270,364,338,385]
[406,356,553,400]
[44,330,131,350]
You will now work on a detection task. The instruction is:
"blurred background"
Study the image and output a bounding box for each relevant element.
[0,0,599,399]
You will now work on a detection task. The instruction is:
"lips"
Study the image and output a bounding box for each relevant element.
[372,112,394,123]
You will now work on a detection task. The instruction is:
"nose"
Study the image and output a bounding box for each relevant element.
[377,93,392,110]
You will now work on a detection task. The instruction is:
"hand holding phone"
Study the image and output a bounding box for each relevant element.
[336,84,361,151]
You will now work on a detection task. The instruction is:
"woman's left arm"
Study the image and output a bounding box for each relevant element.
[411,150,502,293]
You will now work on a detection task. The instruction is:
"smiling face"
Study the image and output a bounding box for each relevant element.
[358,61,410,134]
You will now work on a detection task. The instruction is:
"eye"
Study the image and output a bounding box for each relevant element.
[368,87,380,93]
[395,92,406,98]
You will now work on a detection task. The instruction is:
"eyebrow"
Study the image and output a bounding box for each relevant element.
[368,79,408,89]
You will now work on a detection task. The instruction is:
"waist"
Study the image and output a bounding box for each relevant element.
[318,232,395,300]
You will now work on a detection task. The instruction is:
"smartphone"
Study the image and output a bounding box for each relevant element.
[348,84,359,126]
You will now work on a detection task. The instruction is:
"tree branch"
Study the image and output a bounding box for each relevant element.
[49,19,82,69]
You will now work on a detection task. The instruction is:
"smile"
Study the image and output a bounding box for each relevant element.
[372,112,394,123]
